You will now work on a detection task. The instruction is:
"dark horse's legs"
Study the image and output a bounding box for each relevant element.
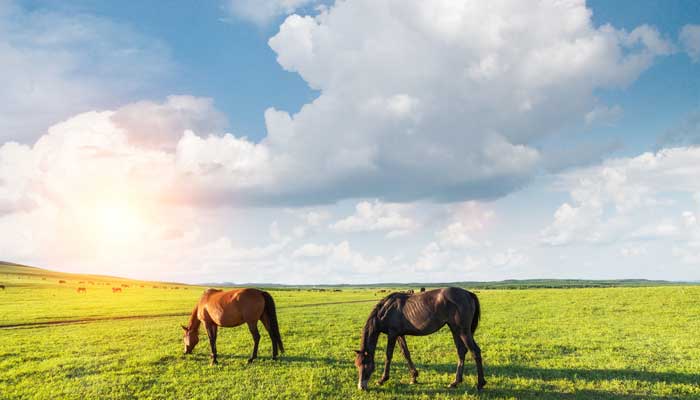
[377,335,397,385]
[205,322,218,365]
[247,321,261,364]
[463,331,486,390]
[397,336,419,384]
[260,314,278,359]
[448,324,467,388]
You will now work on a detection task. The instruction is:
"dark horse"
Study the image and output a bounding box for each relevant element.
[182,288,284,365]
[354,287,485,391]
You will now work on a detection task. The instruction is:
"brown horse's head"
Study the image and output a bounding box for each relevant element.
[181,325,199,354]
[354,350,375,390]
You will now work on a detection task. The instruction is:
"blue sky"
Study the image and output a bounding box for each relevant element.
[1,0,700,283]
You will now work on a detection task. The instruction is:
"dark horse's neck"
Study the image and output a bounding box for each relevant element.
[360,315,380,357]
[187,306,201,331]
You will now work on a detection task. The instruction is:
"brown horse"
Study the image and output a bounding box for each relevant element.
[76,287,86,293]
[182,288,284,365]
[355,287,485,391]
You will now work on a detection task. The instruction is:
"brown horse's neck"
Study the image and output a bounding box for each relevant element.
[360,316,380,357]
[187,306,201,331]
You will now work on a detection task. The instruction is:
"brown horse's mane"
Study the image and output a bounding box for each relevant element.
[187,306,201,332]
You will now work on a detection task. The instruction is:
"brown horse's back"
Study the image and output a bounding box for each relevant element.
[198,288,266,327]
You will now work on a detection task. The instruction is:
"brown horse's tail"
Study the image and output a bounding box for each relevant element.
[262,291,284,353]
[468,291,480,333]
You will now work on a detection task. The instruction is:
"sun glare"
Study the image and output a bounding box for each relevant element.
[95,202,146,242]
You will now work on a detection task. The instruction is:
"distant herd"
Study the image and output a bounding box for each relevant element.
[0,279,191,293]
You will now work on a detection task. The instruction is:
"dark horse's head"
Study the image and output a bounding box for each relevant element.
[354,350,375,390]
[181,325,199,354]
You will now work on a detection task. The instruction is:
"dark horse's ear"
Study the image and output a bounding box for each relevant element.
[354,350,362,355]
[181,325,188,331]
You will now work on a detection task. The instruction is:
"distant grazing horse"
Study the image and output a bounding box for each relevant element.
[76,287,86,293]
[182,288,284,365]
[58,280,66,284]
[0,284,5,290]
[354,287,485,391]
[112,287,122,293]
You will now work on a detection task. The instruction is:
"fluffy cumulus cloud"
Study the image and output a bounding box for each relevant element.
[291,241,386,275]
[541,147,700,266]
[680,24,700,62]
[212,0,671,205]
[330,200,418,237]
[6,0,670,208]
[111,96,229,151]
[0,1,171,143]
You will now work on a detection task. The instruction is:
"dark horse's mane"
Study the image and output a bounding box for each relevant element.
[360,292,410,351]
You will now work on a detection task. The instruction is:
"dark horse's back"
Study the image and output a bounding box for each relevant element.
[377,287,480,335]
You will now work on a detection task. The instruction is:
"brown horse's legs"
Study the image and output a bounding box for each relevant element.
[463,332,486,391]
[448,325,467,388]
[246,322,261,364]
[205,322,218,365]
[260,314,278,359]
[377,335,397,385]
[397,336,418,384]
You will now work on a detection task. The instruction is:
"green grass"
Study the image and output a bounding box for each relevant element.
[1,265,699,399]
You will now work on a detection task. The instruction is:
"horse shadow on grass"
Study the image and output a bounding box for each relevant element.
[178,353,346,367]
[412,362,698,399]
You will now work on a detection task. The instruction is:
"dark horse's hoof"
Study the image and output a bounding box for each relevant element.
[376,379,387,386]
[448,381,461,389]
[247,358,255,364]
[477,380,487,392]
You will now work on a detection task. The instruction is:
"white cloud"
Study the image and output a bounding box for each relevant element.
[250,0,670,204]
[620,246,646,258]
[436,222,479,248]
[111,96,228,151]
[26,0,669,208]
[585,104,623,126]
[680,24,700,62]
[291,240,386,274]
[0,1,171,143]
[222,0,316,26]
[330,200,418,238]
[490,248,527,268]
[542,147,700,246]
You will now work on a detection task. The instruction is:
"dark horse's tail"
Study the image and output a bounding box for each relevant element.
[262,291,284,353]
[468,290,480,333]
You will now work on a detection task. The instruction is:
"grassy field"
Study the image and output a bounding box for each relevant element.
[1,264,699,399]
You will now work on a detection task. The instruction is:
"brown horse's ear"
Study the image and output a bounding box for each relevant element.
[181,325,188,331]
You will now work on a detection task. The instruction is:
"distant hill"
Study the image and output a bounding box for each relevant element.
[2,261,696,290]
[200,278,696,290]
[0,261,187,287]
